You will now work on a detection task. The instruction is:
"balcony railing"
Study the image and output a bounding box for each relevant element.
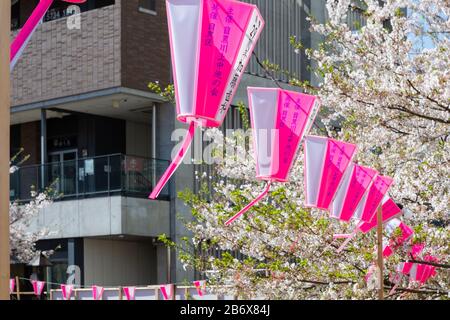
[10,154,170,202]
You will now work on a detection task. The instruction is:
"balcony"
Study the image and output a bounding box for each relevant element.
[10,154,170,202]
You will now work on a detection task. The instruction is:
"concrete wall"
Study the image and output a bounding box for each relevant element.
[30,196,170,239]
[83,238,157,286]
[154,102,195,284]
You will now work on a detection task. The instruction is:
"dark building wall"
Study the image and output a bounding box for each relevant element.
[93,117,126,156]
[10,125,21,158]
[47,115,126,158]
[20,121,41,165]
[242,0,310,82]
[12,114,125,167]
[121,0,171,91]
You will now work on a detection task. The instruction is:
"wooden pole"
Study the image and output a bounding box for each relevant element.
[15,276,20,300]
[376,205,384,300]
[0,0,11,301]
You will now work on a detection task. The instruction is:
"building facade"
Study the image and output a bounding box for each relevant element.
[9,0,328,289]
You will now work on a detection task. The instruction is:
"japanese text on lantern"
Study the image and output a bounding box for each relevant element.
[218,12,263,116]
[348,168,369,208]
[210,4,232,97]
[326,142,345,199]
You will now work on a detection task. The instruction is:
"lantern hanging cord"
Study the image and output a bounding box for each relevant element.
[149,121,197,199]
[225,181,272,226]
[336,227,359,253]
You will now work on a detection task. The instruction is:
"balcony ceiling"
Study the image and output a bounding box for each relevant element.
[11,88,167,125]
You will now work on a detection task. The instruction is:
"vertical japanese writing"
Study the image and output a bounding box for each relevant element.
[218,12,263,116]
[326,142,345,199]
[210,4,233,97]
[347,167,371,211]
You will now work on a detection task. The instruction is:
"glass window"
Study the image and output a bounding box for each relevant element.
[11,0,20,30]
[139,0,157,14]
[11,0,116,29]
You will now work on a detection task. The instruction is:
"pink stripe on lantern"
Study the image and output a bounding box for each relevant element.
[225,181,272,226]
[304,136,356,209]
[61,284,74,301]
[383,245,394,258]
[92,285,104,300]
[316,139,357,210]
[193,280,206,296]
[123,287,136,300]
[160,284,174,300]
[149,122,197,199]
[358,197,402,234]
[9,279,15,295]
[195,0,254,121]
[411,243,425,259]
[272,90,318,181]
[332,164,378,221]
[359,176,394,222]
[31,280,46,296]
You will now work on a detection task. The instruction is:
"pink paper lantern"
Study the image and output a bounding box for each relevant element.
[336,195,402,252]
[358,196,402,233]
[382,218,414,258]
[31,280,46,296]
[303,136,357,210]
[123,287,136,300]
[383,245,394,258]
[160,284,175,300]
[10,0,87,72]
[193,280,207,296]
[398,256,438,284]
[225,87,320,225]
[354,175,394,223]
[92,285,105,300]
[61,284,74,301]
[394,245,434,286]
[150,0,265,199]
[330,163,378,221]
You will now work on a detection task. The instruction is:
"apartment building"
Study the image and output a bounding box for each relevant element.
[9,0,329,289]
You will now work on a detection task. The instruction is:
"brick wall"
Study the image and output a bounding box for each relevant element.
[11,3,122,107]
[11,0,172,107]
[121,0,171,91]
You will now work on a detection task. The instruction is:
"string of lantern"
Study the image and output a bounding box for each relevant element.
[7,0,442,301]
[8,276,207,301]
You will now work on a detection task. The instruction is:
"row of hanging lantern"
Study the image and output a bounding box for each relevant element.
[151,0,403,238]
[8,0,437,292]
[151,0,439,289]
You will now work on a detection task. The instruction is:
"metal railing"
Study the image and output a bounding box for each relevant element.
[10,154,170,202]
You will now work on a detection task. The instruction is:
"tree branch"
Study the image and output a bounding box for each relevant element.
[404,258,450,269]
[406,79,450,112]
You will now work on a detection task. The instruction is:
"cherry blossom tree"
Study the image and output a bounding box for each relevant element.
[9,151,52,263]
[154,0,449,299]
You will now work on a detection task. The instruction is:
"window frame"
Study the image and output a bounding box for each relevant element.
[138,0,157,16]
